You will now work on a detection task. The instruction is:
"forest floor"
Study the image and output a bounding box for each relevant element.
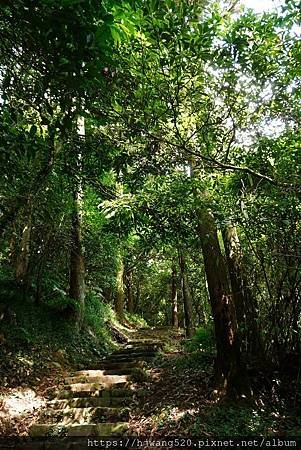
[0,325,300,441]
[0,345,73,436]
[127,327,301,437]
[130,350,301,437]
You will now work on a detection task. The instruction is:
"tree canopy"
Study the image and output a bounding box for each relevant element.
[0,0,300,440]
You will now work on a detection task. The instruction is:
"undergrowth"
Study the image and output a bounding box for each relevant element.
[184,325,216,354]
[138,328,300,438]
[0,279,121,387]
[124,311,148,328]
[0,289,115,358]
[164,325,216,371]
[191,404,301,437]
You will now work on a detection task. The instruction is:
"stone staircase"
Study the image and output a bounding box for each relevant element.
[28,334,162,443]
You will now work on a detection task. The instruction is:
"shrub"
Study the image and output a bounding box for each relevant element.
[184,326,216,354]
[124,311,148,328]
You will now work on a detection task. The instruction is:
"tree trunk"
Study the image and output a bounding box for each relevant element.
[115,256,125,320]
[15,196,33,284]
[103,287,113,303]
[126,269,134,314]
[223,225,264,361]
[178,251,194,337]
[198,208,242,391]
[1,132,56,240]
[68,117,85,320]
[69,190,85,313]
[171,263,179,328]
[135,281,140,314]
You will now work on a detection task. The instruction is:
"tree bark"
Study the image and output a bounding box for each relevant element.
[115,255,125,320]
[126,269,134,314]
[69,189,85,315]
[222,225,264,360]
[135,281,140,314]
[15,196,33,284]
[68,117,85,320]
[1,132,56,240]
[171,262,179,328]
[178,251,194,337]
[198,208,242,391]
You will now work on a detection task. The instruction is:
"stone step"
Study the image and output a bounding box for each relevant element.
[125,340,162,346]
[81,362,145,372]
[68,381,128,391]
[122,345,160,351]
[105,354,155,362]
[99,361,143,370]
[112,347,158,355]
[30,422,129,437]
[49,395,131,409]
[66,372,129,384]
[58,383,129,399]
[110,348,157,355]
[123,342,162,349]
[40,406,130,424]
[67,370,132,381]
[73,369,132,378]
[101,368,135,376]
[64,376,129,386]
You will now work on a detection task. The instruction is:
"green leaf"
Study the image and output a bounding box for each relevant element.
[110,26,122,45]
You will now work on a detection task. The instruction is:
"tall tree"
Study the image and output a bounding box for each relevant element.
[197,207,242,389]
[222,224,264,360]
[126,268,135,314]
[115,253,125,320]
[178,250,194,338]
[68,118,86,319]
[171,261,179,328]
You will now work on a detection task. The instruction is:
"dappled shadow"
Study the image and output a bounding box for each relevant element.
[0,387,46,436]
[129,352,213,435]
[129,352,301,437]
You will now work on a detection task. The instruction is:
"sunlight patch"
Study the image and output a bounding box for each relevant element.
[172,407,198,421]
[0,388,45,418]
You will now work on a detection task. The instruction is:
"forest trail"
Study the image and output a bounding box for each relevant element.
[28,328,166,444]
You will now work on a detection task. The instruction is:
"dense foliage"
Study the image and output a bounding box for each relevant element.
[0,0,300,400]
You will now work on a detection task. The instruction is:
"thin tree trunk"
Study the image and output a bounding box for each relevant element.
[222,226,245,324]
[223,225,264,360]
[126,269,134,314]
[178,251,194,338]
[69,189,85,313]
[135,281,140,314]
[115,256,125,320]
[198,208,242,391]
[1,132,56,240]
[15,196,33,283]
[103,287,113,303]
[187,159,244,392]
[68,117,85,320]
[171,263,179,328]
